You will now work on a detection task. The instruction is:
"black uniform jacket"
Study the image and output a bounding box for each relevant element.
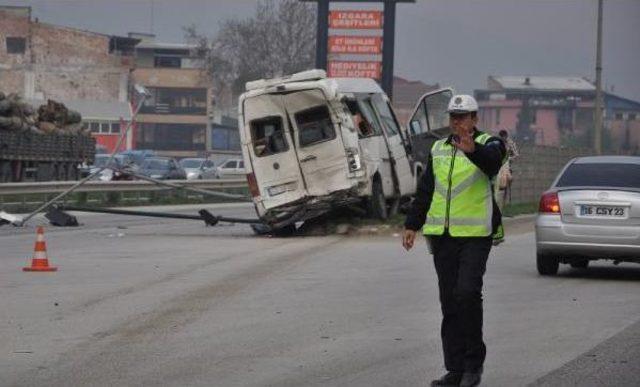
[404,128,507,234]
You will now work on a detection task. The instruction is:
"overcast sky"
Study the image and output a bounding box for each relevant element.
[4,0,639,101]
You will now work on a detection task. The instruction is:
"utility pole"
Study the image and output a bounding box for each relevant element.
[594,0,603,154]
[150,0,155,34]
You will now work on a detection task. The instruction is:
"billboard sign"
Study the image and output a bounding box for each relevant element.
[327,61,382,79]
[328,36,382,55]
[329,11,383,29]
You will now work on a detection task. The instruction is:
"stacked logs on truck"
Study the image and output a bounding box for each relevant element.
[0,92,87,135]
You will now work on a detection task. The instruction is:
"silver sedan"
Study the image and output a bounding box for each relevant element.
[180,158,217,180]
[535,155,640,275]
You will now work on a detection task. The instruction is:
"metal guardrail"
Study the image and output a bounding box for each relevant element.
[0,179,248,195]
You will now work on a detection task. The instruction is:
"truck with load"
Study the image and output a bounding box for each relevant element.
[0,93,95,182]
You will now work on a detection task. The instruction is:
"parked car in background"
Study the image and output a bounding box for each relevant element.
[90,154,137,181]
[179,158,217,180]
[139,157,186,180]
[216,158,245,179]
[118,149,157,169]
[535,155,640,275]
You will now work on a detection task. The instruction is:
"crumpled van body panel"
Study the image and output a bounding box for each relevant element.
[240,81,364,226]
[281,89,355,197]
[241,93,307,211]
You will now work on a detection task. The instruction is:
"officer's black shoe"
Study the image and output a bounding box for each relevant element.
[459,371,482,387]
[430,371,463,386]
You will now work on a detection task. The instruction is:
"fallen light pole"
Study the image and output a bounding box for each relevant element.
[50,205,260,227]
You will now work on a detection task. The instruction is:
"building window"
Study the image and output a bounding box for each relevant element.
[495,108,501,126]
[86,121,123,134]
[154,56,181,68]
[137,123,206,151]
[558,109,573,129]
[141,87,207,115]
[211,126,240,151]
[531,110,537,124]
[6,37,26,54]
[614,112,624,120]
[629,113,637,121]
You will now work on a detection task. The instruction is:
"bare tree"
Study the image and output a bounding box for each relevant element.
[184,0,316,111]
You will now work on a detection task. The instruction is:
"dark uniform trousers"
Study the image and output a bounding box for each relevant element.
[430,234,492,373]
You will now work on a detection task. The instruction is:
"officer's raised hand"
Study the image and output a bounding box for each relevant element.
[450,111,477,153]
[452,130,476,153]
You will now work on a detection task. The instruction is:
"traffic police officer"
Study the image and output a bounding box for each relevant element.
[402,95,506,387]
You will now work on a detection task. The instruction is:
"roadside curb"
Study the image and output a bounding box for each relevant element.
[503,213,536,226]
[529,318,640,386]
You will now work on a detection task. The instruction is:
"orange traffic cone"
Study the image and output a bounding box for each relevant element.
[23,226,57,272]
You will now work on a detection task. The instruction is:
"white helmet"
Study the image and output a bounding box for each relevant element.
[447,94,478,114]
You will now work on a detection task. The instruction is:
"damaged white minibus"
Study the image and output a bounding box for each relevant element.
[239,69,447,233]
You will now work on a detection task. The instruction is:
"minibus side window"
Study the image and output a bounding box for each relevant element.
[371,96,399,136]
[250,116,289,157]
[356,99,384,137]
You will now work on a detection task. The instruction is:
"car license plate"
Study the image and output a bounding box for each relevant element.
[579,205,627,218]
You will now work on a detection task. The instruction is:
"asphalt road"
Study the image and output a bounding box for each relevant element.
[1,205,639,386]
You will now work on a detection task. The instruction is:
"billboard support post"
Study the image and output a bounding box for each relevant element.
[381,1,396,99]
[315,0,329,71]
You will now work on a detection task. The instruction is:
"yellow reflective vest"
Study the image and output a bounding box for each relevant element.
[423,132,500,237]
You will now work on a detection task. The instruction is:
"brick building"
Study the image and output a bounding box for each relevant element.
[475,76,640,152]
[0,6,137,152]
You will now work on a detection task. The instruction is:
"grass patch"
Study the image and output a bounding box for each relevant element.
[502,202,537,217]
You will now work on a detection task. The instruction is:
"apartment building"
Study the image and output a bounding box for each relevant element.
[130,34,240,159]
[475,76,640,152]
